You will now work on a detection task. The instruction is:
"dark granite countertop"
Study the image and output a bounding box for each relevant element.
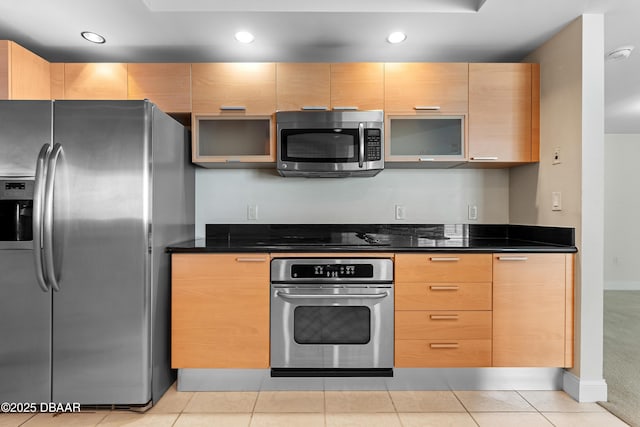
[167,224,577,254]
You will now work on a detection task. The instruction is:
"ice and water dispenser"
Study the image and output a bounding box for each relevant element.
[0,179,34,241]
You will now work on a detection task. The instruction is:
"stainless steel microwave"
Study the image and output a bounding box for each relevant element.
[276,110,384,177]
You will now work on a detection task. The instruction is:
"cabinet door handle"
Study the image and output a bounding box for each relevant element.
[430,343,459,349]
[419,157,436,162]
[430,257,460,262]
[236,257,267,262]
[496,256,529,261]
[414,106,441,111]
[429,285,460,291]
[430,314,459,320]
[220,106,247,111]
[301,106,329,111]
[471,156,499,160]
[332,106,358,111]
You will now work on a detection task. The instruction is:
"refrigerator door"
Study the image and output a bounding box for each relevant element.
[0,250,51,402]
[50,101,152,405]
[0,100,52,176]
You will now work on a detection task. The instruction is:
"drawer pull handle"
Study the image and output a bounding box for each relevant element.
[430,343,459,349]
[220,106,247,111]
[497,256,529,261]
[236,257,267,262]
[430,314,459,320]
[414,106,441,111]
[429,285,460,291]
[429,257,460,262]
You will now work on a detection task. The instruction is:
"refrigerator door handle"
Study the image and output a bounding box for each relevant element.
[43,143,63,292]
[33,143,51,292]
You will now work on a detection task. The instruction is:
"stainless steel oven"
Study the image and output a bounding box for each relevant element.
[270,258,394,376]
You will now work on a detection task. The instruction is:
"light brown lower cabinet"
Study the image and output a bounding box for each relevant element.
[492,253,574,367]
[171,253,270,368]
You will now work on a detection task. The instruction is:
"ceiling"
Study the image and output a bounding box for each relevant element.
[0,0,638,133]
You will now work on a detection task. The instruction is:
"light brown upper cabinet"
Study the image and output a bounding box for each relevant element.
[468,63,540,164]
[191,63,276,114]
[384,63,469,114]
[127,63,191,113]
[331,63,384,110]
[276,62,384,111]
[59,63,128,100]
[492,253,574,368]
[276,63,330,111]
[384,63,469,166]
[0,40,50,100]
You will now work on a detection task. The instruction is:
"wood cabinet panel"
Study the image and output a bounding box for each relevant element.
[1,41,50,100]
[9,42,50,99]
[395,339,491,367]
[331,62,384,110]
[191,63,276,114]
[396,282,492,311]
[171,254,270,368]
[492,253,572,367]
[50,63,64,99]
[276,63,330,111]
[63,63,127,100]
[385,63,468,113]
[128,63,191,113]
[396,311,491,340]
[395,253,492,283]
[0,41,8,99]
[469,63,533,163]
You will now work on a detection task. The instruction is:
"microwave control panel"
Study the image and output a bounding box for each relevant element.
[366,129,382,161]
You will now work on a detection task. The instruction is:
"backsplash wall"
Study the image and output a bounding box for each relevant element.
[195,168,509,238]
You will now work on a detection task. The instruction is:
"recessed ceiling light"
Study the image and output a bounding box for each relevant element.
[81,31,106,44]
[387,32,407,44]
[235,31,255,44]
[607,46,634,61]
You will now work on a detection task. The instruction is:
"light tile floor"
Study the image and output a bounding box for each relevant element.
[0,384,630,426]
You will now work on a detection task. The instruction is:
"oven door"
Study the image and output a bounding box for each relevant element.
[270,285,394,371]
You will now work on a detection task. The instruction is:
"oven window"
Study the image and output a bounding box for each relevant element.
[281,130,358,162]
[293,306,370,344]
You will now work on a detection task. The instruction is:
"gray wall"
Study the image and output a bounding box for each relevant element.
[195,168,509,238]
[604,134,640,290]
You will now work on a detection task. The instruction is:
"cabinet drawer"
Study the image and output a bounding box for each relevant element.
[396,311,491,340]
[395,339,491,367]
[396,254,492,282]
[396,282,492,310]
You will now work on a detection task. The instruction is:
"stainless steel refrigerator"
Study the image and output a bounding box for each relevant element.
[0,100,194,406]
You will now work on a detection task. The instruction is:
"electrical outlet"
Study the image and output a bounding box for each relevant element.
[247,204,258,220]
[553,147,561,165]
[468,204,478,220]
[395,204,406,220]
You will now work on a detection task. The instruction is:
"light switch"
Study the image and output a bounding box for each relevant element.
[395,204,406,220]
[468,204,478,220]
[552,192,562,211]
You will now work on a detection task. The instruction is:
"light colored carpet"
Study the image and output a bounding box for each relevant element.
[602,290,640,427]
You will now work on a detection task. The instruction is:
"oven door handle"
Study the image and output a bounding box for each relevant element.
[275,290,389,300]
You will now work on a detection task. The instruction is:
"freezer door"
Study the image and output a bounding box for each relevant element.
[0,101,52,176]
[0,250,51,402]
[50,101,151,405]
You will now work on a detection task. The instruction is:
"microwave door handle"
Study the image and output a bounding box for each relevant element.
[358,122,365,168]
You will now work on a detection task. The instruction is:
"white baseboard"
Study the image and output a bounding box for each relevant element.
[563,371,608,402]
[604,281,640,290]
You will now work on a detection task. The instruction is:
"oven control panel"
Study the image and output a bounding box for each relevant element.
[292,263,373,279]
[271,258,393,283]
